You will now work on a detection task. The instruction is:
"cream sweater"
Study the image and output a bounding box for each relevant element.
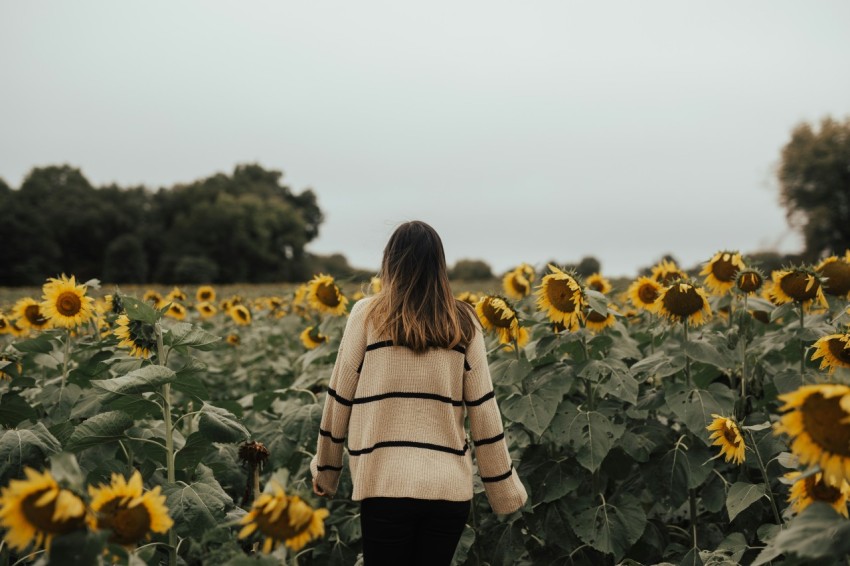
[309,297,528,515]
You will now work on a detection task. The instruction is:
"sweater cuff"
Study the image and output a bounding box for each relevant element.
[483,468,528,515]
[310,454,341,496]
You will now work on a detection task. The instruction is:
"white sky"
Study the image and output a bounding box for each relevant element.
[2,1,849,277]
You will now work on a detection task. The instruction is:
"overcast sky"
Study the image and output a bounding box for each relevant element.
[2,2,849,277]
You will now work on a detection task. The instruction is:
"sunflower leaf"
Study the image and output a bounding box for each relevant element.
[0,393,38,427]
[726,481,766,522]
[197,403,250,443]
[665,382,735,444]
[569,493,646,560]
[166,322,221,351]
[585,290,609,316]
[550,401,625,472]
[500,368,566,436]
[121,295,160,324]
[91,364,176,402]
[66,410,134,450]
[0,424,62,482]
[752,503,850,565]
[163,464,233,539]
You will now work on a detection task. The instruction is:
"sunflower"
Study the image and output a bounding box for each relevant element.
[5,319,26,337]
[775,384,850,487]
[114,315,157,358]
[817,256,850,298]
[735,268,765,295]
[785,471,850,517]
[0,468,87,552]
[370,277,382,295]
[810,333,850,374]
[306,274,348,316]
[105,294,124,315]
[700,251,745,295]
[300,326,328,349]
[585,305,617,333]
[163,287,185,303]
[267,297,285,312]
[0,354,22,381]
[196,301,217,318]
[476,295,529,347]
[229,305,252,326]
[770,268,828,309]
[651,259,688,286]
[456,291,480,306]
[536,264,585,330]
[40,274,95,329]
[238,481,329,553]
[196,285,216,303]
[12,298,51,331]
[88,470,172,547]
[220,295,243,312]
[585,273,612,295]
[706,414,746,465]
[226,333,240,346]
[627,276,662,312]
[165,302,187,321]
[143,290,164,308]
[656,281,712,326]
[502,264,534,300]
[0,313,10,335]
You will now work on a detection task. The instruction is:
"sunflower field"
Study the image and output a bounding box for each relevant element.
[2,252,850,566]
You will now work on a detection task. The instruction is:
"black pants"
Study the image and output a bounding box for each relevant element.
[360,497,471,566]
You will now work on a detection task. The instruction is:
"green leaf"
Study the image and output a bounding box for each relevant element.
[501,382,562,437]
[630,350,685,379]
[12,333,55,353]
[486,520,526,566]
[491,357,534,386]
[197,403,249,443]
[0,393,38,427]
[163,464,233,539]
[66,411,134,450]
[92,365,176,402]
[48,452,85,490]
[48,530,110,566]
[685,338,732,369]
[174,431,214,472]
[166,322,221,351]
[451,524,476,565]
[569,493,646,560]
[104,395,161,420]
[726,481,766,522]
[585,289,609,316]
[530,458,580,503]
[753,503,850,565]
[552,402,625,472]
[0,424,62,480]
[122,295,160,324]
[657,437,714,507]
[666,382,735,444]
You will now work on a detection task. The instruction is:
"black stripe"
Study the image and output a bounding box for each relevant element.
[366,340,394,352]
[348,440,469,457]
[463,359,471,371]
[464,391,495,406]
[481,465,513,483]
[358,340,470,372]
[473,432,504,446]
[352,391,464,406]
[317,464,342,472]
[319,428,345,443]
[328,387,353,407]
[452,345,466,355]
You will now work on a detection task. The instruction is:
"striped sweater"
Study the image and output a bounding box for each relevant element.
[309,297,528,515]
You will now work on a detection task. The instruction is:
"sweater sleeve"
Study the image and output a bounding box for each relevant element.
[310,299,369,496]
[463,328,528,515]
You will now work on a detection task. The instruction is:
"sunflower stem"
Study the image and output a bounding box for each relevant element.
[689,488,698,550]
[799,304,805,382]
[156,322,177,566]
[747,430,783,527]
[739,295,748,421]
[683,323,691,388]
[59,328,72,398]
[253,463,261,503]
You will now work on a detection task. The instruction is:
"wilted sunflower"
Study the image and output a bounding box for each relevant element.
[370,276,382,295]
[229,305,252,326]
[656,281,712,326]
[627,276,662,312]
[785,471,850,517]
[817,256,850,298]
[13,298,51,332]
[476,295,529,347]
[585,305,617,333]
[706,414,746,465]
[701,251,745,295]
[811,333,850,374]
[165,302,187,321]
[196,285,216,303]
[775,384,850,487]
[143,290,164,308]
[88,470,172,547]
[735,268,765,295]
[456,291,480,306]
[226,333,240,346]
[536,264,585,330]
[0,468,88,552]
[651,259,688,286]
[300,326,328,349]
[196,301,217,318]
[307,274,349,316]
[114,315,157,358]
[585,273,612,295]
[502,264,534,300]
[238,481,329,553]
[770,268,828,309]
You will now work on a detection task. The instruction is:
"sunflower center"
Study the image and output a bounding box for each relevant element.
[545,279,579,313]
[21,489,85,535]
[200,291,212,300]
[309,327,326,343]
[25,305,48,326]
[801,392,850,457]
[637,283,659,305]
[779,272,821,302]
[255,505,304,541]
[482,300,514,328]
[97,497,152,545]
[236,308,249,321]
[510,275,530,295]
[711,256,739,283]
[738,273,762,293]
[129,320,158,351]
[55,291,82,317]
[806,475,843,503]
[722,423,741,447]
[821,261,850,296]
[316,282,340,307]
[826,337,850,365]
[662,285,705,317]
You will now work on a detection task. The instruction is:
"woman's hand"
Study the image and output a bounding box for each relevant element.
[312,478,330,498]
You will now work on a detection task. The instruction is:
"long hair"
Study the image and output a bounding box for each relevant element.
[366,221,478,353]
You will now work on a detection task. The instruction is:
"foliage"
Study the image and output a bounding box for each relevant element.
[450,259,494,281]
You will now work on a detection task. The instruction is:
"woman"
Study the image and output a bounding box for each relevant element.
[310,220,527,565]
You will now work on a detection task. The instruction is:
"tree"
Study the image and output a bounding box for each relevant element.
[450,259,493,281]
[778,116,850,260]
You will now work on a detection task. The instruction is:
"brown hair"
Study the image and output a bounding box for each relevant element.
[366,221,478,353]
